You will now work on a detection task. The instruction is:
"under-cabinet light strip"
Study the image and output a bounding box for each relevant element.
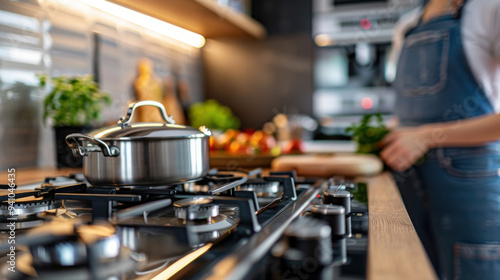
[78,0,206,48]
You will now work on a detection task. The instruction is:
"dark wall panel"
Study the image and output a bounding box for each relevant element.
[252,0,312,35]
[202,0,313,129]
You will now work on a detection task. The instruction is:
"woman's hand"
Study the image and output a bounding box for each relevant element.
[380,126,432,171]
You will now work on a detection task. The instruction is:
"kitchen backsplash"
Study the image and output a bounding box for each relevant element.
[203,0,314,129]
[0,0,203,170]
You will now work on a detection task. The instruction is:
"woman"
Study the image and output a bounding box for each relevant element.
[380,0,500,279]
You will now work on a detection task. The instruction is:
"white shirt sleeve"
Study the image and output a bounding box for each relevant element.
[462,0,500,112]
[490,2,500,59]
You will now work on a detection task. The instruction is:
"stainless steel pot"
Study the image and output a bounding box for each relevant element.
[65,101,211,186]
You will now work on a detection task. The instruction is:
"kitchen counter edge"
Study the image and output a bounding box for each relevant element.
[363,172,438,280]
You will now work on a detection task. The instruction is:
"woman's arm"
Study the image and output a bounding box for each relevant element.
[380,113,500,171]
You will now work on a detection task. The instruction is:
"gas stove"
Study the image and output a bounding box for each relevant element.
[0,169,368,280]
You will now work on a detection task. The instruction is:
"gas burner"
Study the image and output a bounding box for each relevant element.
[163,213,236,247]
[174,197,219,222]
[0,195,67,231]
[119,208,236,235]
[165,214,235,231]
[0,183,88,223]
[237,180,281,197]
[0,197,62,217]
[1,220,137,280]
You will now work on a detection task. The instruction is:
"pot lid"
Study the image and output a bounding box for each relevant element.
[88,123,211,140]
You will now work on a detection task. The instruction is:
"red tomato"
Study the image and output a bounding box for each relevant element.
[258,134,277,152]
[250,131,276,152]
[282,139,305,154]
[242,128,256,135]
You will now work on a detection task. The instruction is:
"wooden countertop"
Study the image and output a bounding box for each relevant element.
[365,172,438,280]
[0,167,437,279]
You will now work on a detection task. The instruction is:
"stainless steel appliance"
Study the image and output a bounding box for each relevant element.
[313,0,421,46]
[0,170,368,280]
[313,42,396,117]
[312,0,422,138]
[313,41,396,139]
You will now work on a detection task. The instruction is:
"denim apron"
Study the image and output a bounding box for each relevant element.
[392,10,500,280]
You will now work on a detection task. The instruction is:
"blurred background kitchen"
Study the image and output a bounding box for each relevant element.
[0,0,421,170]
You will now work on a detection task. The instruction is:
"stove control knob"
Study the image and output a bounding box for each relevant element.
[284,217,332,265]
[281,217,334,279]
[323,189,352,237]
[311,204,347,264]
[311,204,345,237]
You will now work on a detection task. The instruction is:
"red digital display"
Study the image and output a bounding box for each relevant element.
[360,19,372,30]
[361,97,373,109]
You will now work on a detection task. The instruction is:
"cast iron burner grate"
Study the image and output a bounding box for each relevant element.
[0,169,343,280]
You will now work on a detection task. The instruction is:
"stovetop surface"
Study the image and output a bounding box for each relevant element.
[0,169,368,280]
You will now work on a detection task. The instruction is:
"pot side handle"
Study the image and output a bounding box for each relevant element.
[65,133,120,157]
[117,100,175,127]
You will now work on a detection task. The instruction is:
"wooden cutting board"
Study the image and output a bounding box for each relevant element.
[271,154,383,178]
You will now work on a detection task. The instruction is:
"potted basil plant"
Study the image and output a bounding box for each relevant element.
[37,74,111,168]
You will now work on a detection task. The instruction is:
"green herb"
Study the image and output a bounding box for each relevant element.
[189,99,240,131]
[352,182,368,205]
[37,74,111,127]
[346,113,390,155]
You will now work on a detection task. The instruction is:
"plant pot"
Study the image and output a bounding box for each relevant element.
[54,126,93,168]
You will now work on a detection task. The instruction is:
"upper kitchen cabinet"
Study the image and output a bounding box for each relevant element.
[107,0,266,39]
